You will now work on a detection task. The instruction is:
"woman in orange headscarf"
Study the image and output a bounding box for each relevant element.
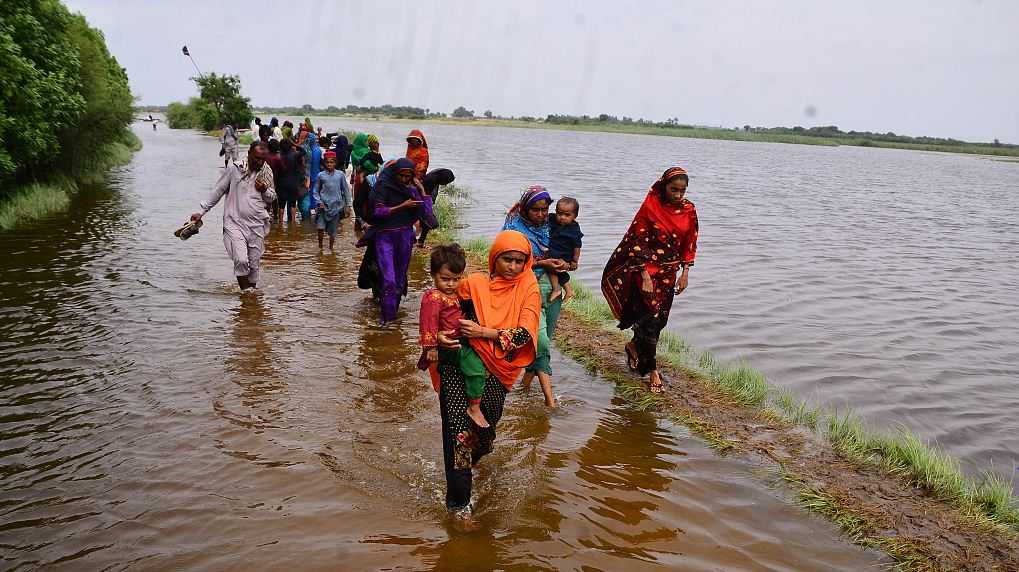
[601,167,698,393]
[405,129,429,180]
[434,230,540,516]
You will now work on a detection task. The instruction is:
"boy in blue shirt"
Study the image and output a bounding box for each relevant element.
[314,152,352,251]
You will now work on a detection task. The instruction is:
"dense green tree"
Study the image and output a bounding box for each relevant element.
[193,73,252,129]
[0,0,134,187]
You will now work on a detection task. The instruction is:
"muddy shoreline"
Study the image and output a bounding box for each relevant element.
[436,228,1018,570]
[547,310,1019,571]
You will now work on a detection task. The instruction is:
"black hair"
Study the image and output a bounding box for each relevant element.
[280,139,292,153]
[655,172,689,201]
[430,243,467,275]
[557,196,580,216]
[254,117,262,125]
[267,139,280,153]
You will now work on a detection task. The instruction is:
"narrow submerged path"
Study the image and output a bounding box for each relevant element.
[0,124,889,570]
[553,311,1019,571]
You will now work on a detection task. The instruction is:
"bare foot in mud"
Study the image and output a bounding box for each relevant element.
[466,403,489,428]
[520,371,535,391]
[549,286,562,303]
[545,396,558,408]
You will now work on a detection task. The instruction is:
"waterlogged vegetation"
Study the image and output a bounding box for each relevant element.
[0,0,139,230]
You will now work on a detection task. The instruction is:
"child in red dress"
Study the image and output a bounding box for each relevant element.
[418,243,490,427]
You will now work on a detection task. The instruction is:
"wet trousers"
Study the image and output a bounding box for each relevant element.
[375,227,415,324]
[438,369,507,511]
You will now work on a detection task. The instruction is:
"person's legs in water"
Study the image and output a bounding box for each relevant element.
[459,346,490,428]
[374,229,414,324]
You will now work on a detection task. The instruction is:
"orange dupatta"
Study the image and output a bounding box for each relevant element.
[457,230,541,389]
[405,129,429,180]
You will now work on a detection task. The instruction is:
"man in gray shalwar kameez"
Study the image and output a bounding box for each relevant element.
[192,143,276,291]
[221,124,239,167]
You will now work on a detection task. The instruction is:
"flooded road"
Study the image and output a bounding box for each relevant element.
[0,125,888,569]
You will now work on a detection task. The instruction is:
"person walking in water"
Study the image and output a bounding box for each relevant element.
[191,142,277,292]
[221,124,239,167]
[433,230,540,518]
[313,151,352,251]
[601,166,698,393]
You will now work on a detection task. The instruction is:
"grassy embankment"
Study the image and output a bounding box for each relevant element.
[428,185,1019,571]
[0,130,142,231]
[295,112,1019,157]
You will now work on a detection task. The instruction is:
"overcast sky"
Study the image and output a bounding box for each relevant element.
[66,0,1019,142]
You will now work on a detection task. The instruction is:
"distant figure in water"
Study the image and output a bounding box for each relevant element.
[433,230,540,519]
[191,142,276,291]
[152,121,157,131]
[601,166,698,393]
[221,124,239,167]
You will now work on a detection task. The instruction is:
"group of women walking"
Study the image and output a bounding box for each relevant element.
[426,166,698,518]
[210,124,699,519]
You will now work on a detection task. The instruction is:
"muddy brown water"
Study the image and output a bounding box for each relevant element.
[0,118,1002,570]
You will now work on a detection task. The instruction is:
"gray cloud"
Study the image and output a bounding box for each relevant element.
[66,0,1019,142]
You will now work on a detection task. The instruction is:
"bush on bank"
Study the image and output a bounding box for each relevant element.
[166,74,253,131]
[0,0,137,227]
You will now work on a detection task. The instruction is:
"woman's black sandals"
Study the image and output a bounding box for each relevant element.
[624,343,639,372]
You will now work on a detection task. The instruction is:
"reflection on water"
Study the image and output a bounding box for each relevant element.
[0,123,890,569]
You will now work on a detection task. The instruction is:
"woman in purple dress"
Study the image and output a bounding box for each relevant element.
[364,158,436,325]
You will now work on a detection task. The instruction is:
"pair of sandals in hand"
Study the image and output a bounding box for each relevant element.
[624,341,665,393]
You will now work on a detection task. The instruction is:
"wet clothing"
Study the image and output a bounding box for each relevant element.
[278,149,305,212]
[331,134,351,170]
[405,129,429,180]
[360,158,435,324]
[313,170,351,218]
[199,162,276,283]
[300,141,322,219]
[438,231,539,511]
[601,167,698,374]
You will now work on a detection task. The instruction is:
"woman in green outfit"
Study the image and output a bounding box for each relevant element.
[502,185,568,407]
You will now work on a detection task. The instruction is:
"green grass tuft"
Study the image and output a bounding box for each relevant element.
[713,362,770,407]
[0,178,74,231]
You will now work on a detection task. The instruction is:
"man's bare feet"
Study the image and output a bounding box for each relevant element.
[466,403,489,428]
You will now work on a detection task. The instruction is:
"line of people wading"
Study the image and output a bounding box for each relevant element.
[191,120,699,519]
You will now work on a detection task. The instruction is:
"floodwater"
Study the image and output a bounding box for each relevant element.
[319,117,1018,487]
[0,117,998,570]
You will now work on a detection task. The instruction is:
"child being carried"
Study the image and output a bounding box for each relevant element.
[418,243,490,428]
[546,196,583,302]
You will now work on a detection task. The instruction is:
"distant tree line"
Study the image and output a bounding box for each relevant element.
[1,0,136,191]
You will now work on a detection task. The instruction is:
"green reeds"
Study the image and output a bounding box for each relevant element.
[558,281,1019,531]
[0,178,74,231]
[0,130,141,231]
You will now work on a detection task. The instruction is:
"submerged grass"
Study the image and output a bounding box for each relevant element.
[791,480,941,572]
[0,130,142,231]
[561,280,1019,531]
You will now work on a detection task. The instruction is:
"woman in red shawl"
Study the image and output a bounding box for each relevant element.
[601,167,698,393]
[405,129,429,181]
